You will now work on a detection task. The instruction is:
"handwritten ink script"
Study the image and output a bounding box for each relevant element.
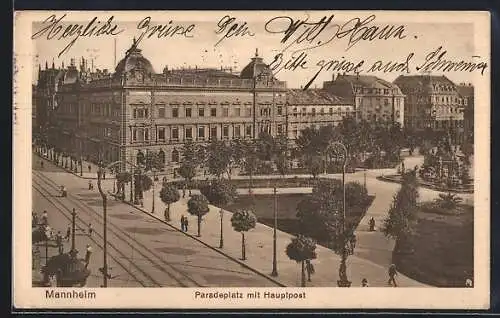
[31,12,488,86]
[264,14,407,53]
[31,14,124,58]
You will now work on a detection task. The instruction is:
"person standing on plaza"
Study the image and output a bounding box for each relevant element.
[84,244,92,268]
[88,223,93,237]
[180,215,186,231]
[41,210,48,225]
[369,217,375,232]
[306,259,315,282]
[388,263,398,287]
[88,164,91,173]
[88,180,93,190]
[184,216,189,232]
[56,231,63,254]
[182,183,186,198]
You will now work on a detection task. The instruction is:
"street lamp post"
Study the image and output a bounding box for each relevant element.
[219,209,224,248]
[330,141,351,287]
[151,169,156,214]
[71,208,76,252]
[271,186,278,277]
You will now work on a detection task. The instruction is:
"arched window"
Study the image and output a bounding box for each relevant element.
[136,150,145,166]
[158,149,166,165]
[172,148,179,163]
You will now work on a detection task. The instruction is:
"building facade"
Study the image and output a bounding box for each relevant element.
[393,75,468,143]
[48,42,288,174]
[286,89,356,140]
[322,74,405,127]
[457,83,474,144]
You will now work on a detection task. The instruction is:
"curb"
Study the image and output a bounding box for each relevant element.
[106,191,287,287]
[35,153,114,180]
[376,175,474,194]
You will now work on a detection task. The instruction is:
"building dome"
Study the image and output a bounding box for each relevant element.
[114,38,155,76]
[240,49,273,79]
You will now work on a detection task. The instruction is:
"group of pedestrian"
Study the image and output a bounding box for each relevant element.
[180,215,189,232]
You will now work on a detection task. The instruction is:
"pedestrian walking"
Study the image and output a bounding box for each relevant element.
[32,212,39,227]
[184,217,189,232]
[84,244,92,268]
[88,180,93,190]
[306,259,315,282]
[388,263,398,287]
[361,278,369,287]
[182,183,186,198]
[369,217,375,232]
[88,164,91,173]
[65,225,71,242]
[103,171,106,179]
[349,234,357,255]
[56,231,63,254]
[41,210,48,225]
[88,223,93,237]
[180,216,186,231]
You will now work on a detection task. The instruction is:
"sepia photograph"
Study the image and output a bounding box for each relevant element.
[13,10,490,309]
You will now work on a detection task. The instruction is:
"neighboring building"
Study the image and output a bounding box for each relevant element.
[322,74,405,126]
[49,41,288,174]
[35,61,65,136]
[286,89,356,140]
[32,84,37,133]
[393,75,467,143]
[457,83,474,144]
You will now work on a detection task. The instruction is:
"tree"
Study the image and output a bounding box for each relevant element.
[159,184,180,222]
[199,179,237,206]
[187,194,210,237]
[435,192,463,210]
[41,253,90,287]
[230,209,257,260]
[116,171,132,201]
[304,155,323,179]
[205,139,232,179]
[383,170,419,253]
[285,235,317,287]
[178,163,196,195]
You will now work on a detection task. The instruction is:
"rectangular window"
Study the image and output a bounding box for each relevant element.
[302,108,306,115]
[329,108,333,115]
[223,108,229,117]
[277,106,283,116]
[311,108,316,116]
[211,108,217,117]
[145,109,149,118]
[234,125,241,137]
[210,127,217,139]
[158,128,165,140]
[223,126,229,138]
[133,129,137,141]
[185,108,192,118]
[158,107,165,118]
[320,108,325,115]
[144,129,149,141]
[277,124,283,134]
[172,108,179,118]
[234,108,241,117]
[198,108,205,117]
[246,125,252,137]
[384,99,389,106]
[172,127,179,140]
[185,127,193,139]
[246,107,252,117]
[198,126,205,139]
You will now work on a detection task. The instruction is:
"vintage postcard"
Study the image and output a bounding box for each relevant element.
[13,10,490,309]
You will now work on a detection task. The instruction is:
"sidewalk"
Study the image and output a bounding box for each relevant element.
[128,182,429,287]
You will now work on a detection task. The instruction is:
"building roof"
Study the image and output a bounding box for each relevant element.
[457,84,474,98]
[324,74,403,96]
[240,49,273,79]
[286,89,352,106]
[114,39,155,77]
[393,75,459,95]
[165,67,239,79]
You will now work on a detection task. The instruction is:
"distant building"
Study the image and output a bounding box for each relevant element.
[32,84,37,133]
[393,75,468,143]
[322,74,405,126]
[41,41,288,174]
[286,89,356,140]
[457,83,474,144]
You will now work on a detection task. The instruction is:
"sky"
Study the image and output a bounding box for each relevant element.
[31,11,485,88]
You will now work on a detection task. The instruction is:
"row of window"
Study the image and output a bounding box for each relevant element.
[354,87,398,95]
[292,107,353,116]
[132,106,285,119]
[132,124,271,142]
